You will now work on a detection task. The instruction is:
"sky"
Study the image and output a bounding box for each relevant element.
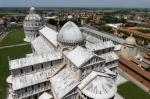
[0,0,150,8]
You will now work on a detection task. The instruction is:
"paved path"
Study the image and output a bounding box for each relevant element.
[115,93,124,99]
[117,74,128,85]
[115,72,128,99]
[0,43,30,49]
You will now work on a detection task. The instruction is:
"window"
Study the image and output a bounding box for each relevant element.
[31,86,34,90]
[31,66,34,71]
[20,69,23,74]
[51,62,53,66]
[41,64,44,69]
[25,88,27,92]
[92,66,94,70]
[44,82,46,86]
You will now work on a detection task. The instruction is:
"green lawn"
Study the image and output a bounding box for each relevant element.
[0,45,32,99]
[118,82,150,99]
[138,29,150,34]
[0,28,27,47]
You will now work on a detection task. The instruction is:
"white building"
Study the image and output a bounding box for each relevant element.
[120,34,138,60]
[23,7,43,42]
[7,21,118,99]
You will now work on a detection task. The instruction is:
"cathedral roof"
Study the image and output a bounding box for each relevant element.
[78,71,117,99]
[58,21,83,42]
[32,36,54,54]
[86,41,115,51]
[81,27,125,44]
[10,63,65,90]
[65,46,94,68]
[100,52,119,63]
[39,26,58,47]
[50,67,79,99]
[9,52,62,70]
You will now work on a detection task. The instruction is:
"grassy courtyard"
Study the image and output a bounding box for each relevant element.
[0,45,32,99]
[0,28,27,47]
[118,81,150,99]
[138,29,150,34]
[0,28,32,99]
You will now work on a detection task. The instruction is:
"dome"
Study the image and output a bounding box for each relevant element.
[57,21,85,47]
[24,7,42,21]
[82,76,117,99]
[25,14,42,21]
[125,34,136,45]
[58,21,83,42]
[30,7,35,12]
[78,71,117,99]
[23,7,43,42]
[67,15,73,19]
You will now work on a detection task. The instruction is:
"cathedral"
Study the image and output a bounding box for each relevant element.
[7,7,119,99]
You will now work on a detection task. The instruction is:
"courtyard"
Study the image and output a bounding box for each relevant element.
[0,29,32,99]
[118,81,150,99]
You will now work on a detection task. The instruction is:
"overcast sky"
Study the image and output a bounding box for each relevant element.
[0,0,150,8]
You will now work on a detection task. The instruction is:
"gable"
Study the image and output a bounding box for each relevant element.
[82,55,105,67]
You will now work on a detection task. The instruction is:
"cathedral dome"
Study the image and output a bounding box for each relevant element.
[57,21,85,47]
[59,21,83,41]
[125,34,136,45]
[78,71,117,99]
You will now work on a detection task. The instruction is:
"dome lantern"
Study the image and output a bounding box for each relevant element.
[29,7,35,14]
[67,15,73,20]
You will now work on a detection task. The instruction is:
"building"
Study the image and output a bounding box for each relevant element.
[120,34,138,60]
[23,7,43,42]
[119,35,150,91]
[80,27,125,45]
[7,21,118,99]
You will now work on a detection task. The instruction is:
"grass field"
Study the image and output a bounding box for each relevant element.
[0,28,26,47]
[138,29,150,34]
[118,82,150,99]
[0,45,32,99]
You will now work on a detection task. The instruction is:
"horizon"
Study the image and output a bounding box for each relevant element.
[0,0,150,8]
[0,7,150,9]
